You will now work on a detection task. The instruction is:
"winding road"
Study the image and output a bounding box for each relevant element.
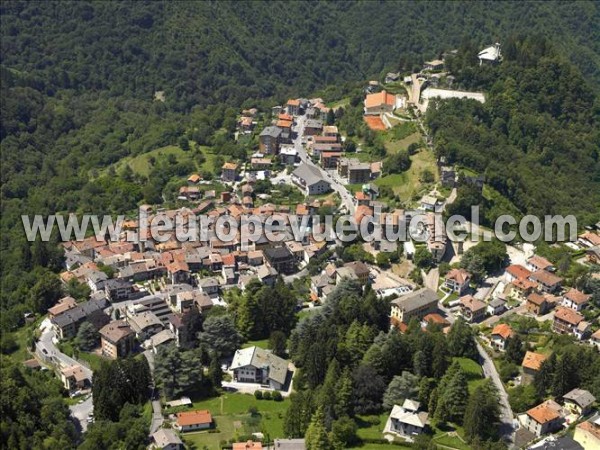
[37,320,94,432]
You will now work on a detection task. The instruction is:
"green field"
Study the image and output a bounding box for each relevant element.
[181,394,290,449]
[453,357,485,394]
[100,144,218,178]
[374,147,438,202]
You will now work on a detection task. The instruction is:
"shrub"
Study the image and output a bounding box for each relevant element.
[272,391,283,401]
[262,391,272,400]
[254,390,263,400]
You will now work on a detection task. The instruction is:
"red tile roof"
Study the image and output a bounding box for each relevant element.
[506,264,531,281]
[529,270,562,286]
[492,323,514,340]
[176,410,212,427]
[528,255,553,270]
[564,288,590,305]
[522,351,547,371]
[445,268,471,284]
[364,90,396,109]
[554,307,584,326]
[527,400,561,425]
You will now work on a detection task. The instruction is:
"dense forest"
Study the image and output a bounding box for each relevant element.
[429,36,600,226]
[1,2,600,448]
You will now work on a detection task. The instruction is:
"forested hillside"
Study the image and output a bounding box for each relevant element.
[1,0,599,328]
[1,2,600,449]
[429,36,600,226]
[2,1,599,110]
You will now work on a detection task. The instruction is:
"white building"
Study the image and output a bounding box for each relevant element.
[387,399,429,438]
[478,43,501,65]
[230,346,289,390]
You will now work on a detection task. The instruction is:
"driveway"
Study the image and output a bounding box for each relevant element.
[481,304,527,327]
[70,396,93,433]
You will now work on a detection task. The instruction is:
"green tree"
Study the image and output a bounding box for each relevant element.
[463,380,500,442]
[29,273,62,313]
[75,321,99,351]
[352,364,386,414]
[154,344,203,398]
[533,354,555,398]
[305,407,332,450]
[505,334,525,365]
[284,390,315,438]
[418,377,437,410]
[197,315,242,357]
[178,136,190,150]
[414,247,434,270]
[66,278,91,301]
[435,363,469,424]
[208,352,223,390]
[383,371,420,409]
[326,109,335,126]
[447,318,478,359]
[329,416,358,449]
[376,252,391,267]
[335,369,354,418]
[269,330,288,357]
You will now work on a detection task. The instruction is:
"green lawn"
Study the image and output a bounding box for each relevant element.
[345,183,365,193]
[3,321,39,363]
[349,445,408,450]
[182,394,290,449]
[355,414,389,440]
[452,357,485,394]
[242,339,270,350]
[56,340,106,372]
[297,308,319,321]
[346,151,379,163]
[375,148,437,202]
[432,432,471,450]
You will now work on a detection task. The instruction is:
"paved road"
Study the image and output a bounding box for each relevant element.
[283,268,308,284]
[481,304,527,327]
[292,115,355,214]
[143,350,164,434]
[70,396,93,433]
[476,340,516,445]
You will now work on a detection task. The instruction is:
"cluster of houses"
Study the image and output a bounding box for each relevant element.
[435,247,599,349]
[504,254,595,341]
[517,388,599,449]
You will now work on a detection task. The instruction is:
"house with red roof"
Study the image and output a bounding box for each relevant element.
[522,400,563,437]
[364,90,397,115]
[443,268,471,294]
[505,264,532,283]
[562,288,590,312]
[174,410,213,432]
[491,323,514,351]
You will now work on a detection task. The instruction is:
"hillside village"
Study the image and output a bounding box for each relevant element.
[15,43,600,450]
